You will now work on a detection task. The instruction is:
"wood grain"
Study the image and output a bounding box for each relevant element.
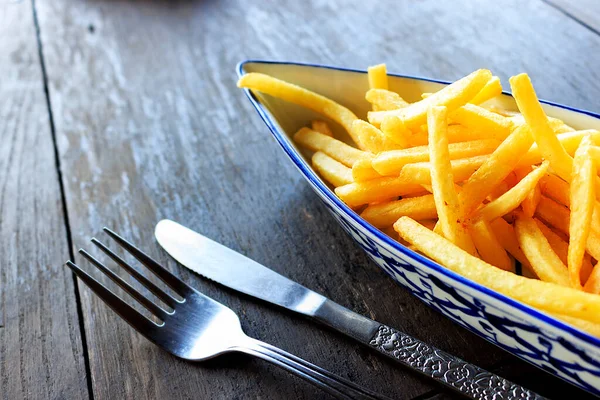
[33,0,600,399]
[0,1,89,399]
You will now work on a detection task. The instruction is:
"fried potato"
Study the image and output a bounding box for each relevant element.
[427,106,477,255]
[368,64,388,90]
[470,76,502,105]
[352,156,381,182]
[379,115,412,147]
[515,214,570,287]
[394,216,600,324]
[294,128,366,167]
[372,139,499,176]
[335,177,423,207]
[489,218,535,277]
[311,152,353,187]
[516,130,600,169]
[368,69,492,128]
[476,161,549,222]
[237,73,365,148]
[518,167,542,218]
[459,124,534,217]
[361,194,437,228]
[365,89,410,111]
[351,120,403,153]
[470,220,513,271]
[568,135,596,289]
[400,155,488,184]
[584,264,600,294]
[311,120,333,137]
[450,104,513,140]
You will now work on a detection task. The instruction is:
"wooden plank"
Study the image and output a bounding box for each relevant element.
[35,0,600,399]
[545,0,600,35]
[0,1,89,399]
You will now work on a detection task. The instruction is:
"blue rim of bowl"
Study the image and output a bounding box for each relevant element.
[236,59,600,348]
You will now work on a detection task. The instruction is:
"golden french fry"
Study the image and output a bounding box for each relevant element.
[365,89,409,111]
[489,218,536,277]
[351,120,403,153]
[459,124,534,217]
[368,69,492,128]
[419,219,438,231]
[584,263,600,294]
[450,104,513,140]
[294,128,366,167]
[509,73,574,182]
[518,167,542,218]
[552,313,600,337]
[400,155,488,184]
[352,157,381,182]
[394,216,600,324]
[476,161,549,222]
[311,120,333,137]
[515,214,570,287]
[470,76,502,104]
[335,177,424,207]
[379,116,412,148]
[360,194,437,228]
[311,152,353,187]
[568,135,596,289]
[535,218,593,284]
[516,130,600,169]
[485,105,520,117]
[470,220,514,271]
[237,73,365,149]
[427,106,477,254]
[368,64,388,90]
[536,196,600,261]
[372,139,499,176]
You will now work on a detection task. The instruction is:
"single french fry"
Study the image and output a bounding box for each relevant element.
[311,152,353,187]
[335,177,423,207]
[237,73,366,149]
[352,157,381,182]
[476,161,549,222]
[516,130,600,169]
[470,76,502,104]
[394,216,600,324]
[485,105,520,117]
[427,106,477,255]
[536,196,600,261]
[379,116,412,148]
[516,167,542,218]
[568,136,596,289]
[459,124,534,217]
[365,89,409,111]
[294,128,366,167]
[470,220,514,271]
[489,218,536,277]
[360,194,437,228]
[510,73,574,183]
[368,69,492,128]
[311,120,333,137]
[372,139,499,176]
[535,218,593,284]
[450,103,513,140]
[584,263,600,294]
[368,64,388,90]
[400,155,488,184]
[515,214,570,286]
[351,120,403,153]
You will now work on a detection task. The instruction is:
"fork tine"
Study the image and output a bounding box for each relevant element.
[91,238,179,309]
[65,261,162,336]
[78,249,171,321]
[103,228,192,296]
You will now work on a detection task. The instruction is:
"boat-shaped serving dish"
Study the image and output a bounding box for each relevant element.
[237,60,600,395]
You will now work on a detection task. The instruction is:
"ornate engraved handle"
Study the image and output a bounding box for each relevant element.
[369,325,546,399]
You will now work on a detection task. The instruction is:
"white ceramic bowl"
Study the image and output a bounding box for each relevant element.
[237,60,600,395]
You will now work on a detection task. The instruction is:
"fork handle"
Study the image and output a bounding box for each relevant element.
[236,337,390,400]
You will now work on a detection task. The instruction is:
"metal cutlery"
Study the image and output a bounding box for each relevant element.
[65,228,389,400]
[154,219,545,400]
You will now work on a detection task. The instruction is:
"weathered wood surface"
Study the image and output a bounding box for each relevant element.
[0,0,593,399]
[0,1,89,399]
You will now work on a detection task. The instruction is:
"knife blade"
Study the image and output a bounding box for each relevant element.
[155,219,545,400]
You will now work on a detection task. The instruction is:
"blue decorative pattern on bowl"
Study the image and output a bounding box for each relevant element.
[236,60,600,395]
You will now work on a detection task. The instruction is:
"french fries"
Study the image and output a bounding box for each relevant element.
[246,66,600,336]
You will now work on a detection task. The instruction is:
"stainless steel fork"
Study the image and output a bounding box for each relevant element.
[66,228,390,400]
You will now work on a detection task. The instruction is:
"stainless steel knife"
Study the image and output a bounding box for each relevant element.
[154,219,544,400]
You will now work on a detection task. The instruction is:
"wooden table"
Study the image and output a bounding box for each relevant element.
[2,0,599,399]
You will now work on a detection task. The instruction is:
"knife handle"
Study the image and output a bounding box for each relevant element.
[313,301,545,400]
